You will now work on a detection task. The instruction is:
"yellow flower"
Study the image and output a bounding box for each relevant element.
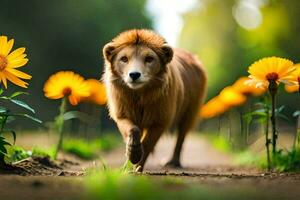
[200,97,229,119]
[284,64,300,93]
[43,71,90,105]
[247,57,295,89]
[200,87,247,119]
[77,79,107,105]
[0,36,31,88]
[233,77,266,96]
[218,86,247,107]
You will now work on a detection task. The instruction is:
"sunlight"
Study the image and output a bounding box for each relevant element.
[146,0,199,46]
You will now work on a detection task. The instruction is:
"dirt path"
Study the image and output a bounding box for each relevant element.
[1,133,300,200]
[102,134,236,169]
[99,134,263,175]
[13,132,240,172]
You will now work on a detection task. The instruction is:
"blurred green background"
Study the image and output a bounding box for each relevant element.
[179,0,300,103]
[0,0,299,132]
[0,0,151,131]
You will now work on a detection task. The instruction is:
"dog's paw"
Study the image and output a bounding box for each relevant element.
[164,159,182,169]
[126,127,143,164]
[134,165,143,173]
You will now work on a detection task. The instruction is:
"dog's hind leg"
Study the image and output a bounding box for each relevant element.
[165,107,199,168]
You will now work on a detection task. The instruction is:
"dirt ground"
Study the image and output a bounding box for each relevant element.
[0,133,300,200]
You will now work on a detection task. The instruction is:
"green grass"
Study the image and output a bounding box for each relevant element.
[201,133,233,153]
[6,146,31,162]
[5,134,121,162]
[62,134,121,160]
[272,148,300,172]
[203,133,300,172]
[84,169,262,200]
[209,135,232,153]
[31,146,56,159]
[227,140,300,172]
[233,150,263,166]
[6,146,55,162]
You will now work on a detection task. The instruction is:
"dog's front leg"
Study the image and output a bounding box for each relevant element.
[115,118,143,164]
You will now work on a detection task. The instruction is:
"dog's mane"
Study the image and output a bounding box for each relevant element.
[111,29,166,49]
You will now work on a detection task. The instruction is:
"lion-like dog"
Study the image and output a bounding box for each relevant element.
[102,29,207,172]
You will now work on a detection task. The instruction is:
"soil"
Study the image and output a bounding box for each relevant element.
[0,156,83,176]
[0,133,299,200]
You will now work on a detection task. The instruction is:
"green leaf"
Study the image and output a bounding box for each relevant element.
[275,106,286,114]
[3,130,16,144]
[253,102,267,107]
[63,111,92,123]
[253,101,270,109]
[247,111,268,117]
[0,149,8,156]
[252,108,268,113]
[9,99,35,113]
[0,106,8,113]
[257,117,268,124]
[6,116,16,123]
[0,96,9,100]
[0,136,11,158]
[242,113,252,124]
[0,88,3,95]
[293,111,300,117]
[10,91,28,99]
[277,113,291,124]
[0,136,11,147]
[12,113,42,123]
[10,130,16,144]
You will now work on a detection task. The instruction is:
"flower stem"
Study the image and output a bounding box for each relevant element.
[218,116,220,135]
[296,116,300,149]
[268,80,278,156]
[0,115,8,133]
[0,115,8,166]
[295,91,300,149]
[265,105,271,171]
[54,97,67,159]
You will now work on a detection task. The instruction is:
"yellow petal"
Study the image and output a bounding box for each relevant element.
[285,84,299,93]
[2,39,14,56]
[3,71,28,88]
[45,93,64,99]
[68,95,79,106]
[7,58,29,68]
[43,71,90,101]
[6,68,32,79]
[8,53,27,62]
[247,57,294,84]
[0,72,8,89]
[0,36,8,55]
[6,47,26,60]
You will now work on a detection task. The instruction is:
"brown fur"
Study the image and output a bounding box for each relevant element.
[102,29,207,171]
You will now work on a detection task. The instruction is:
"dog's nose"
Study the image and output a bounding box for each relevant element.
[129,72,141,81]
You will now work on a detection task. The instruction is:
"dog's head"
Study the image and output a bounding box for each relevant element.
[103,29,173,90]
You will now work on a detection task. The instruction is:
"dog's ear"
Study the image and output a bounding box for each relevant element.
[161,44,173,64]
[103,42,116,62]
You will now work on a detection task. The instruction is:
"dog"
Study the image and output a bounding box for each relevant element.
[102,29,207,172]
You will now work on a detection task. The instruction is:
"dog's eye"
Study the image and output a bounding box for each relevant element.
[120,56,128,63]
[145,56,154,63]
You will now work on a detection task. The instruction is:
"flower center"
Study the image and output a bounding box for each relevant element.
[266,72,279,82]
[0,55,8,71]
[63,87,72,96]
